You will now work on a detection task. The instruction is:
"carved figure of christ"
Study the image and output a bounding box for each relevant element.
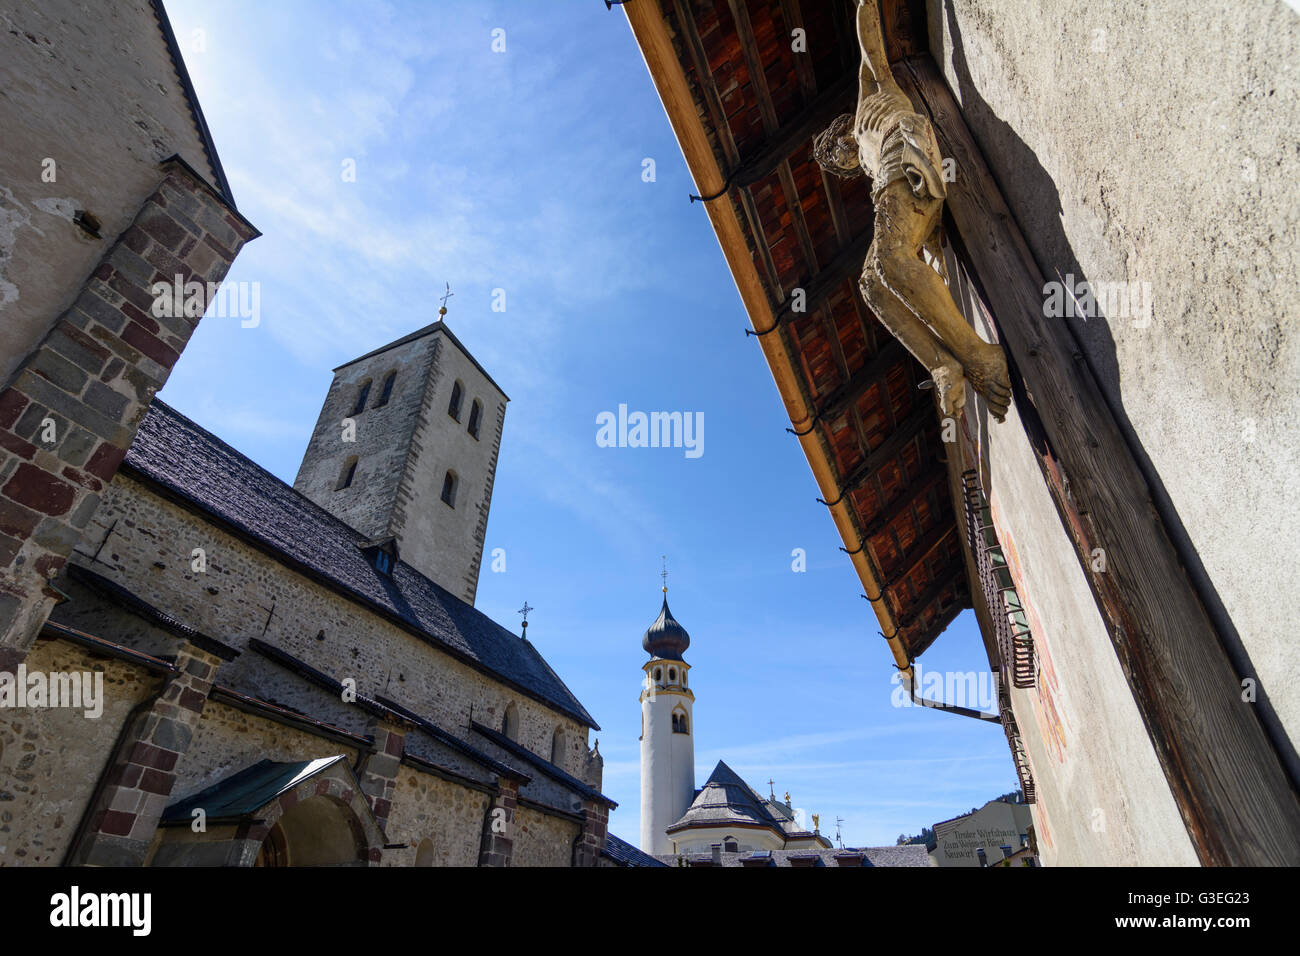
[814,0,1011,421]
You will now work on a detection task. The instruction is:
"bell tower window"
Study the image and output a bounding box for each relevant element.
[448,380,464,421]
[350,380,372,416]
[468,399,482,439]
[336,456,358,490]
[441,470,458,507]
[376,370,396,408]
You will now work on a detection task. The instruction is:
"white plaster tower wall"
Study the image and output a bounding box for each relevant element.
[638,594,695,855]
[640,659,694,854]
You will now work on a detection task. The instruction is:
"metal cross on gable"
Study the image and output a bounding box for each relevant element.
[440,283,454,310]
[518,601,533,624]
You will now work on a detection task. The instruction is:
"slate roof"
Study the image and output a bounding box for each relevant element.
[122,399,596,729]
[656,845,934,868]
[603,832,668,867]
[160,756,350,823]
[471,721,615,807]
[666,760,785,832]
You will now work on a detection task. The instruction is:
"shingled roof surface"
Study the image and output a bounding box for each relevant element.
[603,833,669,867]
[123,400,596,728]
[667,760,784,831]
[659,845,933,867]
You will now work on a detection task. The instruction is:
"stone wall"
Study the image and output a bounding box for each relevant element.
[66,472,595,778]
[512,806,579,867]
[293,336,433,545]
[0,636,162,865]
[382,769,490,867]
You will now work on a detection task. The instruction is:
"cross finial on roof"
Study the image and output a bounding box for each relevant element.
[438,282,454,317]
[518,600,533,638]
[661,555,668,593]
[768,778,775,800]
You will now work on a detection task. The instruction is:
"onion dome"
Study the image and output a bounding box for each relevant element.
[643,594,690,660]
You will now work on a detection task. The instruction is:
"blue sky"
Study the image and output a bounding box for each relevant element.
[161,0,1018,848]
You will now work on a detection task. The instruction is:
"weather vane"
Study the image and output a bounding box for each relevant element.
[518,600,533,638]
[439,282,454,316]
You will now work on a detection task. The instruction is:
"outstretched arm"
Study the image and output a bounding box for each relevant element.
[856,0,897,101]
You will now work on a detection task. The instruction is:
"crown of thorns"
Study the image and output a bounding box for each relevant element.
[813,113,861,179]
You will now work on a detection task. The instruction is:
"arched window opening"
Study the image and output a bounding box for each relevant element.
[440,469,458,507]
[351,380,372,416]
[653,667,662,682]
[550,727,564,764]
[376,371,397,408]
[502,702,519,741]
[448,380,464,421]
[336,457,358,491]
[468,399,482,439]
[668,668,676,682]
[672,710,689,735]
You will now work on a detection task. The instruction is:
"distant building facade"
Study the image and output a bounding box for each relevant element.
[928,798,1035,867]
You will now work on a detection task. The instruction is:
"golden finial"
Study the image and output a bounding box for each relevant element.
[661,555,668,593]
[438,282,453,317]
[784,790,791,804]
[812,814,820,832]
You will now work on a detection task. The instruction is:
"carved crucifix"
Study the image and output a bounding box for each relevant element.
[814,0,1010,421]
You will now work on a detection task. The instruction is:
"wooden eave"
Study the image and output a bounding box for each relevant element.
[625,0,964,666]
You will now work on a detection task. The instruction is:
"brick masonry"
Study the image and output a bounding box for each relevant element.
[477,777,518,867]
[0,160,258,661]
[572,799,610,868]
[69,641,221,866]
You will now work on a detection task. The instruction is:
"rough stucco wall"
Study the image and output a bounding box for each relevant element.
[381,769,488,867]
[75,473,592,775]
[927,0,1300,753]
[0,0,217,386]
[947,254,1199,866]
[512,806,579,867]
[0,638,160,865]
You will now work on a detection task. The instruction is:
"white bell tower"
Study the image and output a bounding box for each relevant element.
[639,575,695,855]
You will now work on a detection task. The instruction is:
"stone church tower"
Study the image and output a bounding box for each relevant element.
[293,319,507,605]
[639,588,695,855]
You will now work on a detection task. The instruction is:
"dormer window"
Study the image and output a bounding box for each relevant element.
[468,399,482,439]
[376,371,396,408]
[448,380,464,421]
[359,537,399,577]
[351,380,372,416]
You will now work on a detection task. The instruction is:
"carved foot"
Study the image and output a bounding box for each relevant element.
[965,343,1012,422]
[931,362,966,418]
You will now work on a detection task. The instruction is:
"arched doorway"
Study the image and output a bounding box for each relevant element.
[253,794,369,867]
